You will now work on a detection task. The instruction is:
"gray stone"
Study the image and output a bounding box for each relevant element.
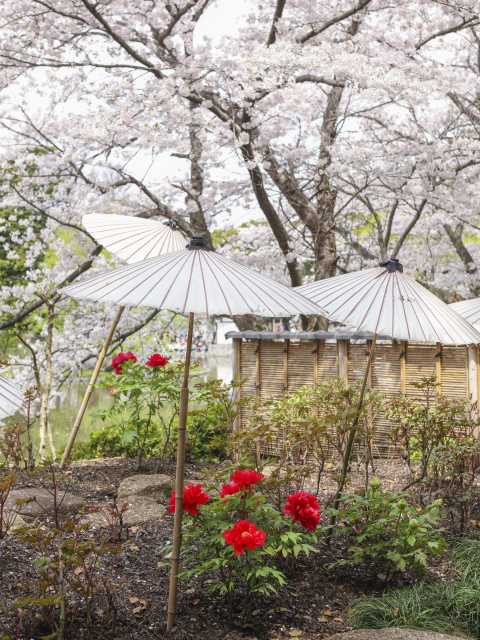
[326,630,471,640]
[117,474,171,501]
[6,512,28,533]
[83,496,166,528]
[6,487,83,519]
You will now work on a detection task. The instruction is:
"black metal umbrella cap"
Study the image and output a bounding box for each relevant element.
[187,235,209,250]
[380,258,403,273]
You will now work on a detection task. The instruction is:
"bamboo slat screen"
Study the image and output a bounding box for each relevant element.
[230,332,479,458]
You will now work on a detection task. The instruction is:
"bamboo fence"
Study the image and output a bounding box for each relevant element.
[229,331,480,457]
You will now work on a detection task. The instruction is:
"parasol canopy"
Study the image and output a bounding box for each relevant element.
[297,259,480,345]
[83,213,185,263]
[449,298,480,329]
[0,376,24,421]
[63,237,326,318]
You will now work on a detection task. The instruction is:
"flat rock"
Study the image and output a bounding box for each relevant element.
[327,630,470,640]
[6,487,83,519]
[117,474,171,501]
[83,496,166,528]
[6,512,28,533]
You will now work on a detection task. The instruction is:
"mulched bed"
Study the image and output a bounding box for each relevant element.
[0,459,440,640]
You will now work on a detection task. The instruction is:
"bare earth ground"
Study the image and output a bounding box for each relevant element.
[0,459,444,640]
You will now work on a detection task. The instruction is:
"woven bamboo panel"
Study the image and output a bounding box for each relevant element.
[287,342,316,391]
[235,338,478,460]
[316,341,337,383]
[259,341,285,400]
[237,340,258,433]
[405,345,438,399]
[442,346,469,400]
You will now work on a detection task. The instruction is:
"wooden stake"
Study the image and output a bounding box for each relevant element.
[60,306,125,468]
[166,312,194,633]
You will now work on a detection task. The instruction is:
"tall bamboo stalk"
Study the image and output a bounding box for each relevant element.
[166,312,195,633]
[60,306,125,468]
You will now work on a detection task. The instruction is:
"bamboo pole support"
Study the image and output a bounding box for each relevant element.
[166,312,195,633]
[400,341,408,395]
[231,338,242,436]
[255,339,261,396]
[337,339,349,384]
[313,340,320,387]
[60,306,125,468]
[467,345,479,418]
[435,343,443,397]
[283,339,289,392]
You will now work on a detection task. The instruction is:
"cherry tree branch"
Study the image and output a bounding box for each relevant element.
[79,0,164,78]
[267,0,287,45]
[0,246,102,330]
[298,0,373,43]
[416,15,479,50]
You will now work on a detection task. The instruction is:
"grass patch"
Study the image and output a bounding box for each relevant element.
[349,583,458,634]
[349,539,480,638]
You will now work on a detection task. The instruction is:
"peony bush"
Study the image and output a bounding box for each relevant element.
[171,470,319,597]
[78,351,236,466]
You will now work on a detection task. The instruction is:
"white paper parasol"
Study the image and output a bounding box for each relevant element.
[63,236,326,631]
[297,258,480,511]
[83,213,185,262]
[63,238,324,317]
[0,376,24,421]
[297,259,480,345]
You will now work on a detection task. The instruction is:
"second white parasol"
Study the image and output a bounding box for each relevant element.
[82,213,186,262]
[63,235,327,632]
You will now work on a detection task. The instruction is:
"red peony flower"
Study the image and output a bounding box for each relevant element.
[219,480,241,498]
[146,353,169,368]
[223,519,267,555]
[168,483,210,516]
[284,491,321,531]
[229,468,264,490]
[111,351,137,375]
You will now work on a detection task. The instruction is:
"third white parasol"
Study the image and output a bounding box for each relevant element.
[63,235,327,632]
[0,376,24,422]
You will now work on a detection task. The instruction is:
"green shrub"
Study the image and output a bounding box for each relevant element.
[232,379,383,504]
[386,376,480,533]
[329,479,445,577]
[187,378,237,462]
[75,353,237,466]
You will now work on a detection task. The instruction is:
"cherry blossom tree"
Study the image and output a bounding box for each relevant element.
[1,0,480,418]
